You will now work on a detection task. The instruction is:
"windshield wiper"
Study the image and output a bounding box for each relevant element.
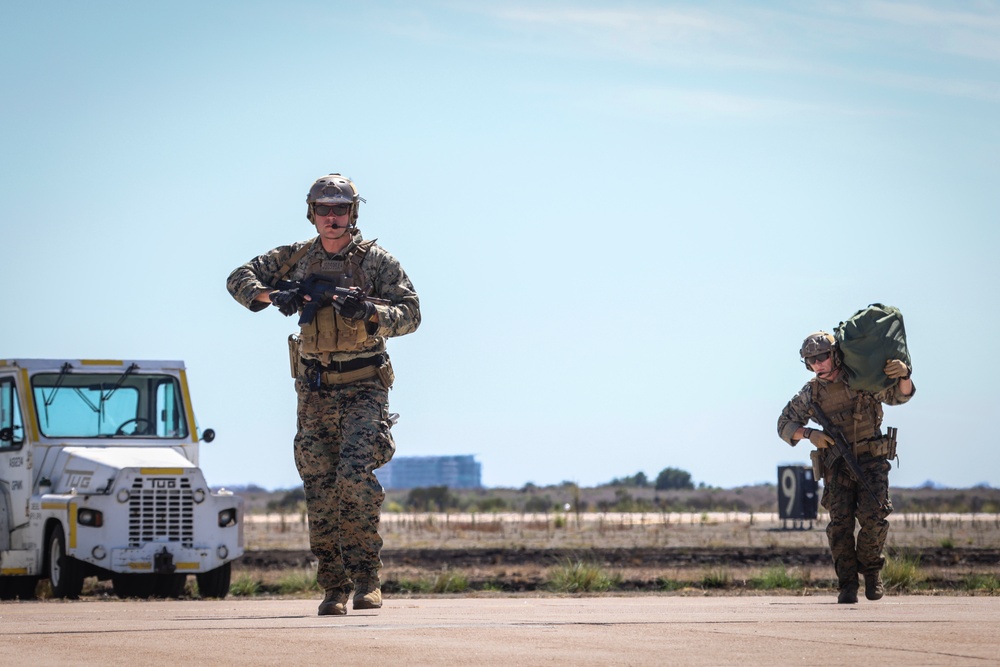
[101,363,138,403]
[42,362,73,408]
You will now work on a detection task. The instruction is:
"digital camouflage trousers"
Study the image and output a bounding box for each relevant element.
[293,378,396,593]
[820,456,893,590]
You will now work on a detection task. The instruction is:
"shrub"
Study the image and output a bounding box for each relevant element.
[960,573,999,593]
[883,552,924,592]
[750,566,803,590]
[276,570,320,595]
[548,560,617,593]
[701,568,731,589]
[229,573,261,597]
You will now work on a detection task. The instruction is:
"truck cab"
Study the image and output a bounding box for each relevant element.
[0,359,243,599]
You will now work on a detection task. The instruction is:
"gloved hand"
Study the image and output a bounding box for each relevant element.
[807,429,835,449]
[884,359,909,379]
[270,289,303,317]
[333,289,376,321]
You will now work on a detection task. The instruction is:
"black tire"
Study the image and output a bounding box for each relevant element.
[47,525,84,599]
[154,574,187,598]
[0,576,39,600]
[196,563,231,599]
[112,574,156,599]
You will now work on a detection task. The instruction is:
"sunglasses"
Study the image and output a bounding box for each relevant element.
[806,352,832,364]
[312,203,351,217]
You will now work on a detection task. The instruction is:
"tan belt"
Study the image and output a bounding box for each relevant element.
[319,365,380,386]
[854,438,891,458]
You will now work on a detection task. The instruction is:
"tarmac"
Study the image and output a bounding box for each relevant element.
[2,595,998,666]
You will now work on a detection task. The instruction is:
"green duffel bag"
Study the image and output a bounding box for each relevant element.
[834,303,912,392]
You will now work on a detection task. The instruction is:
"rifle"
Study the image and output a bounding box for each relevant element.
[809,401,888,512]
[275,274,390,326]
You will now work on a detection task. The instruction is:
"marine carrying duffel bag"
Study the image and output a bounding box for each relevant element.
[834,303,912,392]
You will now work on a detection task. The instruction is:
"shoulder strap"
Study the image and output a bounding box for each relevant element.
[348,239,376,272]
[275,237,318,280]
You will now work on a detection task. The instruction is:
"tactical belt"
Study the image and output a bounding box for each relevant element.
[304,354,384,388]
[320,365,379,386]
[320,354,385,373]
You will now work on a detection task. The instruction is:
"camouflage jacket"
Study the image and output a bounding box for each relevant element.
[227,232,420,360]
[777,374,914,447]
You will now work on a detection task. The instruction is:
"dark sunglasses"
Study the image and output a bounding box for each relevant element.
[313,203,351,217]
[806,352,831,365]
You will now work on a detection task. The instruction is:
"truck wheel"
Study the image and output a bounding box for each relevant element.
[196,563,231,599]
[154,574,187,598]
[112,574,155,599]
[0,576,39,600]
[47,526,84,599]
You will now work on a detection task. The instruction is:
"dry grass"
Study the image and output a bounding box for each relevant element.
[244,510,1000,552]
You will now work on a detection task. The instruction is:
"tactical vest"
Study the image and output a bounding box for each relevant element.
[810,378,883,445]
[282,239,376,361]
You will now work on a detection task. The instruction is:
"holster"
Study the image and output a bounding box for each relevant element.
[287,335,303,378]
[810,449,826,482]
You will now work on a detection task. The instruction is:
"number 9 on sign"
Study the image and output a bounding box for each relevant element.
[781,468,797,516]
[777,465,818,521]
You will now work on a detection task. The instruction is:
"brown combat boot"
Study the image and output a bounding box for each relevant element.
[864,573,885,601]
[353,580,382,610]
[837,587,858,604]
[318,589,349,616]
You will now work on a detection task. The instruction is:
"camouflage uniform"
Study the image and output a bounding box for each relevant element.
[227,232,420,595]
[777,376,914,592]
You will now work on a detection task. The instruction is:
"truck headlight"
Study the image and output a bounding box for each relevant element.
[218,508,237,528]
[78,508,104,527]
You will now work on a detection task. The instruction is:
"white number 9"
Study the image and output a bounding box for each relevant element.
[781,468,797,515]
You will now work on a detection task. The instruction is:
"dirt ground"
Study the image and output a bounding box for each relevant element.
[239,511,1000,591]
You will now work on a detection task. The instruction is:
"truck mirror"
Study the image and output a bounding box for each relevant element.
[201,428,216,443]
[0,427,12,442]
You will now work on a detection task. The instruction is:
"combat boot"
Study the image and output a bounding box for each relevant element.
[317,589,350,616]
[837,587,858,604]
[864,573,885,601]
[353,580,382,610]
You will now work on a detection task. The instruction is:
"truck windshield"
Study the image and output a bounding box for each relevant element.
[31,370,189,439]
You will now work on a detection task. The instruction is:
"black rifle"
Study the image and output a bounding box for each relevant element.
[275,274,390,326]
[809,401,887,511]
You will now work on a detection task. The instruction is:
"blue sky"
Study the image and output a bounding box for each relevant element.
[3,1,998,490]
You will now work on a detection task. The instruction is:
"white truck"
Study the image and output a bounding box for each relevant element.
[0,358,243,600]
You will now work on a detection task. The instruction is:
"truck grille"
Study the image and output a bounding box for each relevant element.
[128,477,195,547]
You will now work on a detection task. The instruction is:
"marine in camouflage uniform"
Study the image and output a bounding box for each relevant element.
[777,332,914,604]
[227,174,420,616]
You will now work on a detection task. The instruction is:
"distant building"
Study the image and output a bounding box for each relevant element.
[377,455,482,490]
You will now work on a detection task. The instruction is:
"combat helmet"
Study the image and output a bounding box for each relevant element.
[306,173,365,225]
[800,331,838,367]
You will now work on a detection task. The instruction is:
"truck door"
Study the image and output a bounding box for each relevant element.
[0,375,31,532]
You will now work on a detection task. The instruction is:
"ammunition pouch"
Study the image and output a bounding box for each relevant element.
[299,305,369,354]
[853,437,892,459]
[376,358,395,390]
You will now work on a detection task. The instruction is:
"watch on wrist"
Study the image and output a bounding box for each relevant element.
[803,427,813,439]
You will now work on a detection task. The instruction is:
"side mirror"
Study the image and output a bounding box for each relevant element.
[0,427,12,442]
[200,428,216,443]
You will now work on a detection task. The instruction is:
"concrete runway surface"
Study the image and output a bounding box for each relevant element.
[2,595,998,666]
